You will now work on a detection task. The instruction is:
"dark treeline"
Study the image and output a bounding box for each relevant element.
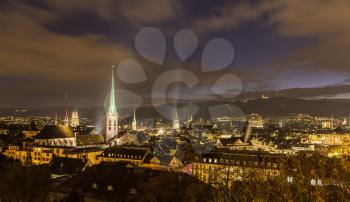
[0,153,349,202]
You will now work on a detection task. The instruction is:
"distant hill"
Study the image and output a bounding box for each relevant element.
[1,97,350,120]
[235,97,350,117]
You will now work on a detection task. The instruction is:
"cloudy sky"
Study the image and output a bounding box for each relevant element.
[0,0,350,108]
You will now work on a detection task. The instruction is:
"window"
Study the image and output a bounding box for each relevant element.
[107,185,114,191]
[273,163,277,168]
[203,158,207,163]
[92,183,98,189]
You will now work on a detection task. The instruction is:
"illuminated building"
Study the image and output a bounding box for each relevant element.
[71,109,80,127]
[132,108,137,131]
[106,66,118,142]
[97,146,151,166]
[304,133,350,146]
[34,125,76,147]
[321,120,333,129]
[192,151,282,187]
[3,145,104,165]
[173,109,180,130]
[246,113,264,128]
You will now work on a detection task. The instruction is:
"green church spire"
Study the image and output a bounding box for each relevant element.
[108,66,117,115]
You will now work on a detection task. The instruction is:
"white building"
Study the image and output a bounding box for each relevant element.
[173,110,180,130]
[71,109,80,127]
[132,108,137,131]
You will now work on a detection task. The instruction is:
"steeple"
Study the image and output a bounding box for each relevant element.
[105,65,118,142]
[173,109,180,130]
[64,93,69,127]
[132,108,137,131]
[108,66,117,115]
[54,113,58,125]
[71,109,80,127]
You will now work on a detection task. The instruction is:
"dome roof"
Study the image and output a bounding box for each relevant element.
[35,125,74,139]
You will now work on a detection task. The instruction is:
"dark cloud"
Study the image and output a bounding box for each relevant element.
[1,0,349,107]
[193,0,350,71]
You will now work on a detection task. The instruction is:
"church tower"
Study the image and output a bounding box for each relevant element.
[106,66,118,142]
[64,93,69,127]
[71,109,80,127]
[173,109,180,130]
[132,108,137,131]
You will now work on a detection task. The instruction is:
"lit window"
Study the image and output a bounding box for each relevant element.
[107,185,114,191]
[92,183,98,189]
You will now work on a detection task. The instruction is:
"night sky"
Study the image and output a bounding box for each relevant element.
[0,0,350,108]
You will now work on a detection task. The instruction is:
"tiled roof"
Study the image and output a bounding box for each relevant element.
[100,146,150,160]
[76,134,104,146]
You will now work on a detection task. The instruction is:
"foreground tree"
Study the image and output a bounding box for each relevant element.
[127,172,215,202]
[0,154,51,201]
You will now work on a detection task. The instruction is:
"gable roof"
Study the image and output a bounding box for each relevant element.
[100,146,150,161]
[217,137,249,146]
[76,134,104,146]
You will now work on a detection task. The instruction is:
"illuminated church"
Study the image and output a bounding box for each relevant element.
[105,67,118,142]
